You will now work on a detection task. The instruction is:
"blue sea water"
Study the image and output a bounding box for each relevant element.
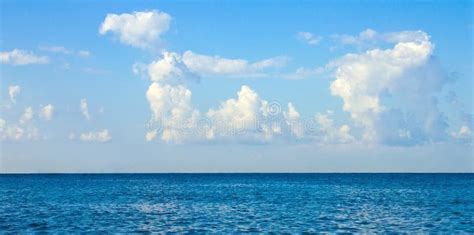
[0,173,472,233]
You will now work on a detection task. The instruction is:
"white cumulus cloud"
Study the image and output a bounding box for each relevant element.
[137,29,456,146]
[329,30,449,145]
[146,82,201,143]
[39,104,54,121]
[99,10,172,49]
[141,50,354,144]
[145,80,306,143]
[206,85,304,142]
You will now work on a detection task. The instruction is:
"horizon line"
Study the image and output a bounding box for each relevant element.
[1,172,473,175]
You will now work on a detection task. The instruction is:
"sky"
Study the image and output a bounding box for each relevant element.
[0,0,472,173]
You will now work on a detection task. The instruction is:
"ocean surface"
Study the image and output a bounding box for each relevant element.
[0,173,472,233]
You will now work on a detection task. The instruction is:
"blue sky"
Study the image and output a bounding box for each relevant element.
[0,0,472,172]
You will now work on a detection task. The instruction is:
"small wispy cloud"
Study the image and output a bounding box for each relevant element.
[19,107,34,124]
[0,49,50,65]
[39,45,91,57]
[8,85,20,103]
[39,46,72,55]
[80,129,112,142]
[82,67,109,75]
[296,32,322,46]
[77,50,91,57]
[80,99,90,121]
[331,28,429,48]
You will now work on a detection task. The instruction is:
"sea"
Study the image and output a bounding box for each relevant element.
[0,173,472,233]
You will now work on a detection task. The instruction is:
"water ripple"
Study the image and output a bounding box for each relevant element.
[0,173,473,233]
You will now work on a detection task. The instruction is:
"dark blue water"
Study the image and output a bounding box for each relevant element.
[0,174,472,233]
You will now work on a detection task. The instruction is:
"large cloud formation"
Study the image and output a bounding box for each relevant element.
[144,52,202,143]
[99,10,172,49]
[144,52,304,143]
[98,9,463,146]
[142,29,456,146]
[329,30,450,145]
